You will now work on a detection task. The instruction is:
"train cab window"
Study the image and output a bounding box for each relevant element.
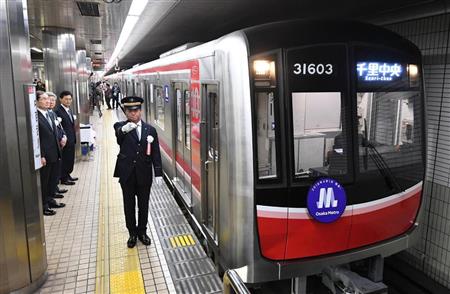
[256,91,277,179]
[154,85,165,129]
[184,90,191,149]
[291,92,348,178]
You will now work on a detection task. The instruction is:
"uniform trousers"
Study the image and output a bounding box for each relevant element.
[40,161,59,210]
[120,169,152,236]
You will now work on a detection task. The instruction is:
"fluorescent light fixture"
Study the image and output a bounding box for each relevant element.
[31,47,43,53]
[128,0,148,16]
[104,0,149,74]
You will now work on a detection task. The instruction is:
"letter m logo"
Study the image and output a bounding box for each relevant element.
[317,188,338,209]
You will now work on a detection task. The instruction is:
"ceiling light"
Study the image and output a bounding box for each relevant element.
[104,0,149,74]
[128,0,148,16]
[31,47,43,53]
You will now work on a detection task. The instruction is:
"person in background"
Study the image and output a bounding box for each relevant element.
[36,91,66,216]
[105,83,113,109]
[55,91,78,185]
[112,82,121,109]
[113,96,163,248]
[47,92,68,197]
[95,82,103,118]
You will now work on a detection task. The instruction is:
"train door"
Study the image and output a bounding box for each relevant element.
[202,84,219,240]
[172,81,192,206]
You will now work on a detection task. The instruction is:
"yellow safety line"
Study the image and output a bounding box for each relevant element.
[188,235,195,245]
[183,235,191,246]
[95,112,146,294]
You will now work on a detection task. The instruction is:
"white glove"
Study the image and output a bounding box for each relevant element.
[155,176,163,185]
[121,122,137,133]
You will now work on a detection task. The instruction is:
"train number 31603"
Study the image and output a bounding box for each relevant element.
[293,63,333,75]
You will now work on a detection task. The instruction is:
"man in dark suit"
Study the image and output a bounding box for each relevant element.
[55,90,78,185]
[113,96,163,248]
[36,91,66,216]
[47,92,68,198]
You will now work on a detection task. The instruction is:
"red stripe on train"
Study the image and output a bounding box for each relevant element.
[257,189,422,260]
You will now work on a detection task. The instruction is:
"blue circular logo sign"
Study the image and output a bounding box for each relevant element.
[307,178,347,223]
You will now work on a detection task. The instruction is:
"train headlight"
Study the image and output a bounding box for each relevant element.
[253,59,276,87]
[408,64,419,87]
[253,60,271,76]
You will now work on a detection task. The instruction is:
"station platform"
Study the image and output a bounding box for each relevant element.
[36,110,222,294]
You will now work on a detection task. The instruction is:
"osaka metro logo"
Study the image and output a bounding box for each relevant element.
[317,188,338,209]
[307,178,347,223]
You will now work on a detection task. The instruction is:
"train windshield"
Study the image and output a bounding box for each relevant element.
[357,90,423,191]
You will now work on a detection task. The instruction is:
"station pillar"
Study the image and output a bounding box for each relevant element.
[75,49,90,125]
[0,0,47,293]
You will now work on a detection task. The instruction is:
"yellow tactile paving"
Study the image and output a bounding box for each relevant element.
[169,234,196,248]
[95,111,145,294]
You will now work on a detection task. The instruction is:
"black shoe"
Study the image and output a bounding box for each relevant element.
[43,208,56,216]
[56,187,68,193]
[68,176,78,181]
[138,234,151,246]
[127,235,137,248]
[49,201,66,208]
[61,180,75,185]
[53,194,64,199]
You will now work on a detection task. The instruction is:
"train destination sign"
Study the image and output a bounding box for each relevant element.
[357,62,402,82]
[307,178,347,223]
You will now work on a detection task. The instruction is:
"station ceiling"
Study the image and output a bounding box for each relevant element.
[26,0,449,73]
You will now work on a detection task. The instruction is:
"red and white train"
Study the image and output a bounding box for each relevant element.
[106,19,425,283]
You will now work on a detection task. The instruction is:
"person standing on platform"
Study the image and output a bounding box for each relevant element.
[47,92,68,198]
[36,91,66,216]
[55,90,78,185]
[112,82,121,109]
[113,96,163,248]
[105,83,113,109]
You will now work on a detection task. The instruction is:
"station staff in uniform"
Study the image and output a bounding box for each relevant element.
[113,96,163,248]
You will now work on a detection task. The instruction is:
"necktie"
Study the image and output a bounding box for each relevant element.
[45,112,53,130]
[68,109,73,122]
[136,124,141,140]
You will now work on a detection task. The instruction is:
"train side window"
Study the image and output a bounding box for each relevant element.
[291,92,348,178]
[256,91,277,179]
[154,85,165,129]
[184,90,191,149]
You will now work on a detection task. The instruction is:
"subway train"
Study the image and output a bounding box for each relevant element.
[106,19,425,284]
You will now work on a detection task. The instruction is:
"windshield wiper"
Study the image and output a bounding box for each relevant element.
[363,119,402,192]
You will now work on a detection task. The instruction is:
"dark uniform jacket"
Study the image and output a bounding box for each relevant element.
[55,104,76,146]
[38,111,61,163]
[113,120,162,184]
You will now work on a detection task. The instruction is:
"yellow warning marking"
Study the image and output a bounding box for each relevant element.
[170,234,196,248]
[178,236,186,246]
[170,237,177,248]
[183,235,191,245]
[95,112,145,294]
[174,236,182,247]
[188,234,196,245]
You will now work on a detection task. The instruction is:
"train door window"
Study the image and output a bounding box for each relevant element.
[154,85,165,129]
[184,90,191,149]
[176,88,183,142]
[291,92,347,178]
[255,91,277,179]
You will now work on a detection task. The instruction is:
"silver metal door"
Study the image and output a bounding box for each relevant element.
[203,84,219,240]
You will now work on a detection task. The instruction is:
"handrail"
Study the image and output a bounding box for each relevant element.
[223,269,251,294]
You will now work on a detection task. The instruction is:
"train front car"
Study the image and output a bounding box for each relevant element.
[241,20,425,283]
